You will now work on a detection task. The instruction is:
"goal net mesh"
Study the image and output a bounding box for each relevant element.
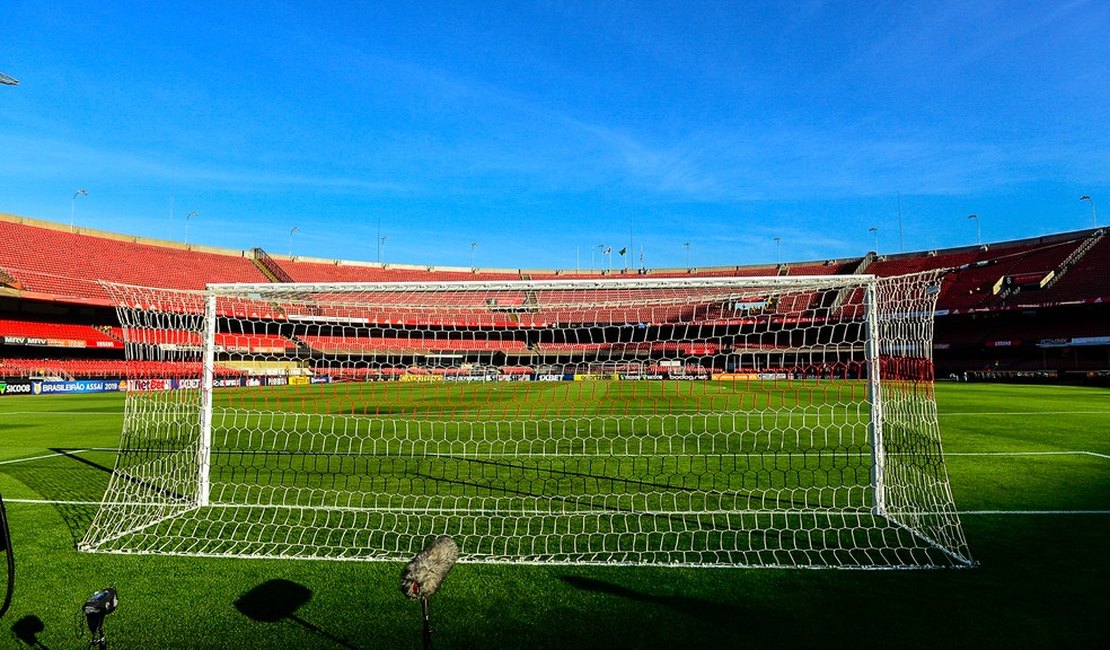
[80,274,972,568]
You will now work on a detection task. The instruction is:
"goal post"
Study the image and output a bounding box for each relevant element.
[81,273,972,568]
[198,292,217,507]
[864,279,886,518]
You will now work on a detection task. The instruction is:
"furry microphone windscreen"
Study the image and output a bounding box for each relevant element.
[401,536,459,599]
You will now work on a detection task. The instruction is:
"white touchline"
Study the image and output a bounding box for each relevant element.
[944,451,1110,460]
[958,510,1110,516]
[939,411,1110,416]
[3,499,1108,516]
[0,411,126,416]
[0,448,107,466]
[5,499,105,505]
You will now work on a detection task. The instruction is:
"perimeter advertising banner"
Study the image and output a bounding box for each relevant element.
[29,379,128,395]
[400,374,444,383]
[573,373,619,381]
[0,375,334,396]
[0,380,33,396]
[712,372,788,381]
[0,336,122,349]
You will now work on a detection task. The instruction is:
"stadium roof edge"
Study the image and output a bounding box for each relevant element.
[875,227,1103,262]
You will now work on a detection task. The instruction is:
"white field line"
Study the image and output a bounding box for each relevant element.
[2,449,1106,463]
[6,499,105,505]
[0,411,126,416]
[0,448,99,466]
[959,510,1110,515]
[939,411,1110,416]
[945,450,1110,460]
[4,497,1109,516]
[4,410,1110,418]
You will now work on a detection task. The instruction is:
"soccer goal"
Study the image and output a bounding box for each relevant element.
[80,273,972,568]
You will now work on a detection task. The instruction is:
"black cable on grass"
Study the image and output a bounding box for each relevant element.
[0,492,14,619]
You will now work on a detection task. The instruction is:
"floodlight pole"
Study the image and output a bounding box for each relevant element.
[897,192,905,253]
[380,236,388,264]
[70,188,88,228]
[968,214,981,245]
[627,214,634,272]
[185,211,197,246]
[470,242,479,270]
[1080,195,1097,227]
[773,237,782,265]
[684,242,691,269]
[869,227,879,254]
[289,226,300,257]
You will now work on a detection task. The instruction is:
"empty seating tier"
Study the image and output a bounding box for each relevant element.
[0,319,121,348]
[0,218,268,303]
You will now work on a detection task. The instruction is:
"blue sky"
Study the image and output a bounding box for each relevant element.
[1,1,1107,270]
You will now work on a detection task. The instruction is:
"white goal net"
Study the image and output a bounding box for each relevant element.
[80,274,972,568]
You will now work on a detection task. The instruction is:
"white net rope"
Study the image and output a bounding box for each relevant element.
[80,275,972,568]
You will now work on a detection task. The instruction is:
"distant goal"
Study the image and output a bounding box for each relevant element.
[80,274,973,568]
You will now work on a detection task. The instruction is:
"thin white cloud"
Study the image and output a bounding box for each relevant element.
[302,50,1102,204]
[0,133,414,194]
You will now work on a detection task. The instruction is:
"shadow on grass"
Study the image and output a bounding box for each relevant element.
[11,614,47,648]
[20,448,194,548]
[235,579,355,649]
[559,574,742,625]
[0,450,109,548]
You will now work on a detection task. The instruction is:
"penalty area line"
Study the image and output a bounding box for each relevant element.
[939,411,1110,416]
[5,499,105,506]
[960,510,1110,516]
[4,499,1109,517]
[0,411,126,416]
[0,447,117,466]
[945,451,1110,460]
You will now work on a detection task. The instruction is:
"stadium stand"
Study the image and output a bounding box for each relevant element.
[0,215,268,303]
[2,212,1108,384]
[0,319,121,348]
[281,257,522,283]
[298,335,529,354]
[1043,230,1110,303]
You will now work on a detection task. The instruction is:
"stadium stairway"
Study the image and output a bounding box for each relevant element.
[0,268,21,290]
[251,248,293,283]
[1042,228,1104,291]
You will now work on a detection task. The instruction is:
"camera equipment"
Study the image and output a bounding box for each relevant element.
[401,536,459,650]
[78,587,118,649]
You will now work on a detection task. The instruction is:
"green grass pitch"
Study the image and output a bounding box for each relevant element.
[1,382,1108,648]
